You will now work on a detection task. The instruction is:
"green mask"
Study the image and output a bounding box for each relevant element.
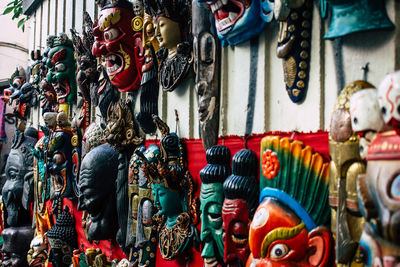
[151,183,183,228]
[200,183,224,263]
[46,34,77,105]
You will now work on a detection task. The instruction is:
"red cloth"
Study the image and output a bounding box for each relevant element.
[49,131,329,266]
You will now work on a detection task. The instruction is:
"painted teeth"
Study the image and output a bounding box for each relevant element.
[217,12,237,28]
[107,65,119,73]
[105,55,117,61]
[210,0,224,13]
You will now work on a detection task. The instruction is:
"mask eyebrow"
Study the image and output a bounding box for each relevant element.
[99,10,121,31]
[260,222,305,258]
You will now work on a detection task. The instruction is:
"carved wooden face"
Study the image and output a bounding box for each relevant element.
[2,149,25,226]
[46,45,77,105]
[222,198,250,267]
[359,223,400,267]
[247,198,331,267]
[350,89,386,158]
[365,160,400,245]
[200,183,225,266]
[378,71,400,133]
[152,183,183,219]
[154,17,182,51]
[92,7,143,92]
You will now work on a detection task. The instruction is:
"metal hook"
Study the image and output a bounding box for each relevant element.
[174,109,179,134]
[244,134,249,149]
[361,62,370,81]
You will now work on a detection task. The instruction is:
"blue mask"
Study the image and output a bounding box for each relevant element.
[197,0,273,46]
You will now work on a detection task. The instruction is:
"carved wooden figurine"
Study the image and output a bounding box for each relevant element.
[329,81,372,265]
[193,1,221,150]
[143,115,199,260]
[357,131,400,266]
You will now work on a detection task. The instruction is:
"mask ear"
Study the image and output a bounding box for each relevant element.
[307,226,332,267]
[22,170,34,210]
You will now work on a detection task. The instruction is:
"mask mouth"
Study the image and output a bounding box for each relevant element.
[53,81,70,103]
[204,257,219,267]
[207,0,244,34]
[105,53,124,76]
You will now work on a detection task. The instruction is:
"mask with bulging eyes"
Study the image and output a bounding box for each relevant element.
[197,0,273,46]
[92,2,144,92]
[378,71,400,134]
[350,88,387,159]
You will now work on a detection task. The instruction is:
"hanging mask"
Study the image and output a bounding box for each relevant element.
[321,0,394,39]
[197,0,274,46]
[378,71,400,134]
[93,0,144,92]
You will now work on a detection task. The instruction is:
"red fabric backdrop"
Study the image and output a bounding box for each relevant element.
[53,131,329,266]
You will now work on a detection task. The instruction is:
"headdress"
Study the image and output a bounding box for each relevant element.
[200,145,231,184]
[260,136,330,230]
[223,149,259,217]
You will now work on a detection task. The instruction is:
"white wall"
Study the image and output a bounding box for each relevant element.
[24,0,400,139]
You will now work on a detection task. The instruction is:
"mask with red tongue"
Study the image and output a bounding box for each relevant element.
[92,0,144,92]
[198,0,273,46]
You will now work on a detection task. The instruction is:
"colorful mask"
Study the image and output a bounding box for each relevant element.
[1,226,34,267]
[200,145,231,266]
[2,128,37,227]
[71,12,97,103]
[222,149,259,267]
[275,0,313,103]
[193,3,220,150]
[320,0,394,39]
[329,81,371,264]
[103,99,144,152]
[197,0,273,46]
[40,78,58,114]
[47,112,75,201]
[27,235,48,267]
[144,115,199,260]
[78,144,120,242]
[92,0,144,92]
[357,131,400,266]
[378,70,400,134]
[127,145,159,266]
[249,136,332,267]
[136,13,160,134]
[144,0,192,91]
[46,33,77,111]
[350,88,387,159]
[47,207,77,267]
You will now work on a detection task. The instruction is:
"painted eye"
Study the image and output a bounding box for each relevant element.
[55,63,66,72]
[269,244,289,259]
[103,28,120,41]
[12,80,21,89]
[390,174,400,201]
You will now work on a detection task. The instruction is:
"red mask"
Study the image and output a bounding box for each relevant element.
[222,198,251,267]
[92,7,144,92]
[246,198,332,267]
